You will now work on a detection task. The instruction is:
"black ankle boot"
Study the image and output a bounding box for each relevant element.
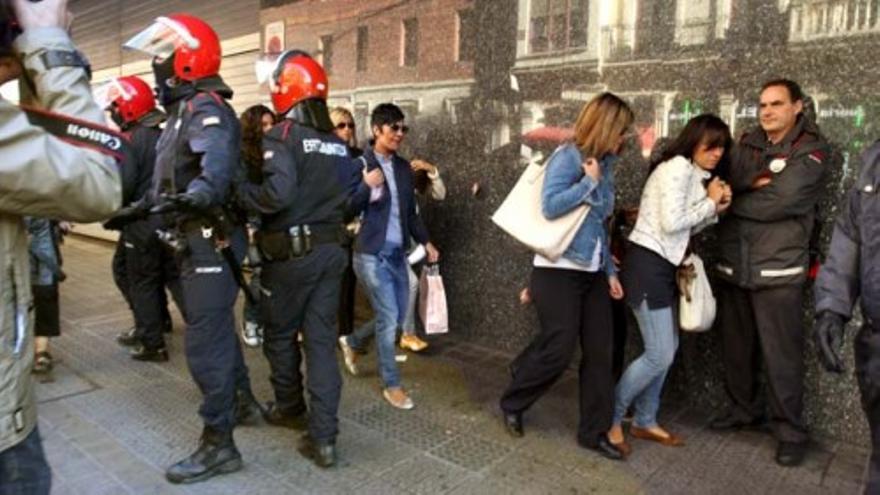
[235,389,266,426]
[298,434,336,468]
[116,327,140,347]
[166,427,242,484]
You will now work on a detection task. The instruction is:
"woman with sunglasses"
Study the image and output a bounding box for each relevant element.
[330,107,362,339]
[499,93,633,461]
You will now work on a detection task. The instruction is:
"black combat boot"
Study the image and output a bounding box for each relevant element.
[262,401,308,430]
[116,327,140,347]
[166,427,242,484]
[130,344,169,362]
[234,388,267,426]
[298,434,336,468]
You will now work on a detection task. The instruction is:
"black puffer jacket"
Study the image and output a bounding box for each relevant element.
[715,116,832,289]
[815,141,880,326]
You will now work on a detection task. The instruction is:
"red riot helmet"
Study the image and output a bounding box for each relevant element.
[257,50,329,116]
[94,76,156,127]
[124,13,221,81]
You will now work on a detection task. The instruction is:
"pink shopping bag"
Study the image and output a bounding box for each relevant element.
[418,265,448,335]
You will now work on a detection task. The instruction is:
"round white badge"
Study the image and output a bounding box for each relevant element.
[769,158,787,174]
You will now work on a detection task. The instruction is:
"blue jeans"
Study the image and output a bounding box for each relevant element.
[613,301,679,428]
[347,244,410,388]
[0,427,51,495]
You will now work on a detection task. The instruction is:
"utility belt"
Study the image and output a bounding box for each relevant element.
[257,224,343,262]
[155,217,222,256]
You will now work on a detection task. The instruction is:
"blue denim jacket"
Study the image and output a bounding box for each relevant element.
[541,143,618,277]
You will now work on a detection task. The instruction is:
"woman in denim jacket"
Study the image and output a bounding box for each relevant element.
[500,93,634,460]
[608,115,732,454]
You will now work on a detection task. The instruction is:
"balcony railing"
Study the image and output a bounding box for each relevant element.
[599,24,635,59]
[790,0,880,42]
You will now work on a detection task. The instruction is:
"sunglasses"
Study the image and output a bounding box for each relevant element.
[389,123,410,134]
[336,122,355,130]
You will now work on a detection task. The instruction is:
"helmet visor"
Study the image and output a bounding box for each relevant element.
[123,16,200,59]
[254,52,285,87]
[92,79,134,110]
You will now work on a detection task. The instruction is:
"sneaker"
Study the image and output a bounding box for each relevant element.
[338,336,358,375]
[241,321,262,348]
[399,334,428,352]
[383,387,414,410]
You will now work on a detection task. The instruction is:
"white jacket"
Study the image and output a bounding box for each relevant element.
[628,155,717,265]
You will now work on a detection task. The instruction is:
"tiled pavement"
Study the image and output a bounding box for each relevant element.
[33,237,870,494]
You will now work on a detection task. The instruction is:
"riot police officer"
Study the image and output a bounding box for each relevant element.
[815,140,880,493]
[0,0,122,492]
[98,75,185,361]
[123,13,258,483]
[238,50,368,467]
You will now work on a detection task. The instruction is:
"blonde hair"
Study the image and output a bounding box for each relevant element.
[330,106,356,147]
[572,92,634,158]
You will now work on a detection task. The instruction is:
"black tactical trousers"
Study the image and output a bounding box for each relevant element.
[262,243,347,444]
[855,321,880,494]
[112,235,132,308]
[124,219,185,350]
[718,281,808,443]
[178,227,251,433]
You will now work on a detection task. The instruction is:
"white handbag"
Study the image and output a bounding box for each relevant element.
[491,150,590,262]
[678,253,716,332]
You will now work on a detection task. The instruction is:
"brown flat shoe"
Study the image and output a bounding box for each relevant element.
[630,426,684,447]
[610,438,632,457]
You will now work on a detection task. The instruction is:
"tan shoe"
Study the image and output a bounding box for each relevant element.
[338,336,358,376]
[383,387,414,410]
[399,334,428,352]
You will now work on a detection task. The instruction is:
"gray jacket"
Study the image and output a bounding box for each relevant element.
[715,116,832,289]
[815,142,880,326]
[0,28,121,453]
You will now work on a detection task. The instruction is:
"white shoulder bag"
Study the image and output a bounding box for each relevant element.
[491,150,590,262]
[678,253,716,332]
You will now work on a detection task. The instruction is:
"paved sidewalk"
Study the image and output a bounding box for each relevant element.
[34,237,868,494]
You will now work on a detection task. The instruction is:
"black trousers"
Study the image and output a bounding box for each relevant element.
[611,297,629,382]
[500,268,615,445]
[337,242,356,335]
[124,219,185,350]
[112,236,132,309]
[262,244,347,443]
[178,228,251,433]
[717,281,808,443]
[32,284,59,338]
[855,322,880,494]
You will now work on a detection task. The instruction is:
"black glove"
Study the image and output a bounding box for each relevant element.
[814,311,846,373]
[150,191,211,215]
[102,201,150,231]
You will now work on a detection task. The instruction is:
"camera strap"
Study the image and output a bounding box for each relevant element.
[22,105,130,162]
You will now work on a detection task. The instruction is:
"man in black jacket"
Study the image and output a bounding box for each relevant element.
[711,79,831,467]
[814,140,880,491]
[99,75,184,361]
[237,50,367,468]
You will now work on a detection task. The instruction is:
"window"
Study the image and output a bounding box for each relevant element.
[402,17,419,67]
[528,0,589,54]
[674,0,732,45]
[395,100,419,121]
[319,35,334,74]
[356,26,369,72]
[456,8,477,62]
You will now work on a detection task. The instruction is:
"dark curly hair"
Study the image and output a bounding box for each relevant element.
[240,104,276,181]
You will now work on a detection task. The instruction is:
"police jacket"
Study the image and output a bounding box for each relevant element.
[0,27,121,453]
[152,78,240,215]
[120,109,164,206]
[237,119,362,232]
[715,116,831,289]
[351,147,430,254]
[815,142,880,326]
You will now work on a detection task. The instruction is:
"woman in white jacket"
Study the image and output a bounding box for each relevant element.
[608,115,733,454]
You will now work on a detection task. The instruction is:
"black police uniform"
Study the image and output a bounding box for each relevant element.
[237,118,362,448]
[816,141,880,491]
[152,80,253,435]
[119,109,185,354]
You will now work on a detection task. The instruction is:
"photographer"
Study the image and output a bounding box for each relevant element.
[0,0,122,492]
